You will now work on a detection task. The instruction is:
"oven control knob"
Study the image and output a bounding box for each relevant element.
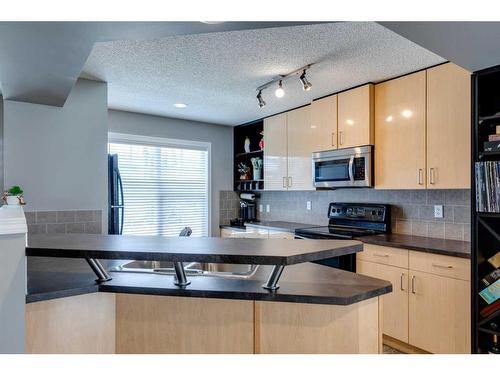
[371,210,376,216]
[377,210,383,216]
[336,208,341,213]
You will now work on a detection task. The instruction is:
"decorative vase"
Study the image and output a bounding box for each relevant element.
[244,137,251,153]
[6,196,20,205]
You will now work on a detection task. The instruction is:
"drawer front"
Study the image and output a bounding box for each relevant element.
[357,244,409,268]
[409,251,470,281]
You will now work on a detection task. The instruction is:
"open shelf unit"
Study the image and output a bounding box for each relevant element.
[233,120,264,192]
[472,65,500,353]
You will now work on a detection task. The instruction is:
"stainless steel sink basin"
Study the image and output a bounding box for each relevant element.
[110,260,259,279]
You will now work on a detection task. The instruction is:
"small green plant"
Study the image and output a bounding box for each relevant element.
[8,185,23,196]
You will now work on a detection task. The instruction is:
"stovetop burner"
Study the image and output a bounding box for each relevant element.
[295,203,390,239]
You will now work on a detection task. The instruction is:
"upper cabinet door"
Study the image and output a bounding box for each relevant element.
[287,106,315,191]
[264,113,288,191]
[337,84,374,149]
[426,63,471,189]
[310,95,338,151]
[375,72,427,189]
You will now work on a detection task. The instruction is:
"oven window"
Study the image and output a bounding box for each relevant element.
[315,159,350,181]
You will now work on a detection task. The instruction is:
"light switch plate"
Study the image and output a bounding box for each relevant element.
[259,204,263,213]
[434,205,444,218]
[266,204,270,213]
[306,201,312,210]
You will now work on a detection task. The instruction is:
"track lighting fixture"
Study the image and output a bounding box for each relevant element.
[255,63,314,108]
[299,70,312,91]
[257,90,266,108]
[275,80,285,98]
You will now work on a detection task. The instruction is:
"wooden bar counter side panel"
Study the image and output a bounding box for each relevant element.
[255,297,380,354]
[26,293,115,354]
[116,294,254,354]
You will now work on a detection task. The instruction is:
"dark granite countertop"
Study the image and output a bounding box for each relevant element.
[223,222,470,259]
[26,233,362,265]
[26,260,392,305]
[359,233,471,259]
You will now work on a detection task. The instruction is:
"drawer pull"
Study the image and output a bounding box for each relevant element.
[432,263,453,269]
[411,275,416,294]
[373,253,389,258]
[400,273,405,291]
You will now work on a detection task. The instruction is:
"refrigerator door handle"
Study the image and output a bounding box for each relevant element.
[117,171,125,235]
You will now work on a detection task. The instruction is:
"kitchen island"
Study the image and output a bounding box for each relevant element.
[25,234,392,354]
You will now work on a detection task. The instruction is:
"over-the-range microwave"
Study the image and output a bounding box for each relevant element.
[312,145,373,188]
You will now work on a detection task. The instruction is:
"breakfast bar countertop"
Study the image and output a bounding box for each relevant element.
[26,233,363,265]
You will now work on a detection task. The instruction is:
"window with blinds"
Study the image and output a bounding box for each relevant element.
[108,136,209,237]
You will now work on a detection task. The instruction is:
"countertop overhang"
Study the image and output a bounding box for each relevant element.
[26,233,363,265]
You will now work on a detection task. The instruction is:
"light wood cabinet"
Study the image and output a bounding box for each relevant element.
[310,95,338,151]
[338,84,374,149]
[263,113,288,191]
[408,270,471,354]
[426,63,471,189]
[287,106,314,190]
[264,106,314,191]
[357,245,471,353]
[375,71,427,189]
[357,260,409,343]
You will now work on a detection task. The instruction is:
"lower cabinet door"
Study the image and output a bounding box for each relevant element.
[357,260,409,343]
[408,270,471,354]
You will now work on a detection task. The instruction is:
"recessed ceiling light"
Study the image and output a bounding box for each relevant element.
[174,103,187,108]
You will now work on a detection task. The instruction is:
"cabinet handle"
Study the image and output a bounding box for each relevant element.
[400,273,405,291]
[432,263,453,269]
[339,131,343,145]
[418,169,423,185]
[411,275,416,294]
[288,177,292,188]
[429,168,436,185]
[282,177,286,188]
[373,253,389,258]
[331,132,335,147]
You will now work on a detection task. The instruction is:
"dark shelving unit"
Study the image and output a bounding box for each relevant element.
[472,65,500,353]
[233,120,264,192]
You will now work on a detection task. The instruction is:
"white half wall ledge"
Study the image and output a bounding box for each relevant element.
[0,205,27,235]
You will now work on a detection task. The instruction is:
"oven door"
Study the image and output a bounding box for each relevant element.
[294,233,356,272]
[312,146,372,188]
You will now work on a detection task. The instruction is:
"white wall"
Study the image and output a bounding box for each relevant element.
[0,97,3,192]
[108,109,233,235]
[3,79,108,228]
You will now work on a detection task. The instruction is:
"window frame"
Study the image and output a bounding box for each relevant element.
[108,131,212,236]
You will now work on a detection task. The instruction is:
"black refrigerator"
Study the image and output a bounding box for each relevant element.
[108,154,124,235]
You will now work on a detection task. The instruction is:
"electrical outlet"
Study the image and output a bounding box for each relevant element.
[266,204,270,213]
[259,204,263,213]
[434,205,444,218]
[306,201,312,210]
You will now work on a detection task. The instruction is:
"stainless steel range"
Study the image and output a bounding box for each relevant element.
[295,202,391,271]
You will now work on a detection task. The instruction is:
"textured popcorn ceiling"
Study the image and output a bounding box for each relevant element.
[82,22,445,126]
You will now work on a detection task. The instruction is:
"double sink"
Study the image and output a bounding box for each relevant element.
[111,260,259,280]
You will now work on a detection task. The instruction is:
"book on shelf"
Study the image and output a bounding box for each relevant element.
[490,252,500,269]
[482,269,500,288]
[480,279,500,305]
[489,134,500,142]
[480,299,500,318]
[475,161,500,212]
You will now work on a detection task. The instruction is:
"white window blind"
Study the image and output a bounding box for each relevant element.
[108,136,209,237]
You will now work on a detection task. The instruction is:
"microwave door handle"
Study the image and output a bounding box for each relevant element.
[348,155,355,183]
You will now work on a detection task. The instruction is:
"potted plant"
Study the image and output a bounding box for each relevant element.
[2,185,25,206]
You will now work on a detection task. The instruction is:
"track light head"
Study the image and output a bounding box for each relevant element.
[299,70,312,91]
[257,90,266,108]
[275,80,285,98]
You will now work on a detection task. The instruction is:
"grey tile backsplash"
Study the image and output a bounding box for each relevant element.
[219,189,471,241]
[25,210,103,234]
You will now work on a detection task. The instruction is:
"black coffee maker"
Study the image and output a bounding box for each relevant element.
[231,193,256,227]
